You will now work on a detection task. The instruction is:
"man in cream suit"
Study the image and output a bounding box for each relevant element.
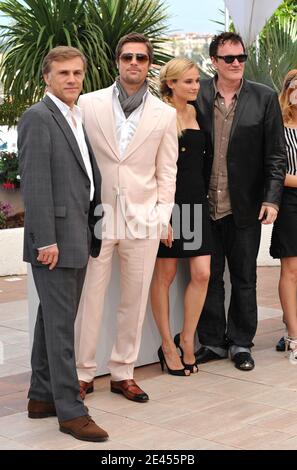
[76,33,178,402]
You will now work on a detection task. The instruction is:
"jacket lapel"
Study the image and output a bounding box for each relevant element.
[84,129,102,203]
[91,87,120,160]
[43,95,88,177]
[84,129,99,181]
[199,79,215,143]
[229,79,249,141]
[123,92,163,160]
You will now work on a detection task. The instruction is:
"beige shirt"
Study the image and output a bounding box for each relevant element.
[208,81,242,220]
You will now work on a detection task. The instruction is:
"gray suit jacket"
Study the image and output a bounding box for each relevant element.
[18,95,102,268]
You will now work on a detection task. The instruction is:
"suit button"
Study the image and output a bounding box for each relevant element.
[85,209,88,214]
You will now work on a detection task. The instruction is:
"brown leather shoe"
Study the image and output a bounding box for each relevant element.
[79,380,94,400]
[59,414,108,442]
[110,379,149,402]
[28,399,57,419]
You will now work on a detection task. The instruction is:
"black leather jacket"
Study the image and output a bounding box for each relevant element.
[196,78,287,228]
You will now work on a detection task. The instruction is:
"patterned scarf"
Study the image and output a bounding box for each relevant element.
[116,77,148,118]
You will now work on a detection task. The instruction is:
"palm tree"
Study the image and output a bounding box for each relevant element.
[0,0,110,105]
[244,16,297,92]
[0,0,172,125]
[197,14,297,93]
[87,0,172,81]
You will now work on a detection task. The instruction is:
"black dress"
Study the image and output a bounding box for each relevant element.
[157,129,212,258]
[270,127,297,259]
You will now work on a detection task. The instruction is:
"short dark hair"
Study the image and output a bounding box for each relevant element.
[209,32,246,58]
[42,46,87,75]
[115,32,154,64]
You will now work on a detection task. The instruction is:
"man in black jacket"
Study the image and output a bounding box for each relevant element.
[195,32,286,370]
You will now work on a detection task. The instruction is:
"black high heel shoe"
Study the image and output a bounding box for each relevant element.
[174,333,199,374]
[157,346,189,376]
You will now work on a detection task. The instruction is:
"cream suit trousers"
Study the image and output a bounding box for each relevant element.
[75,237,160,382]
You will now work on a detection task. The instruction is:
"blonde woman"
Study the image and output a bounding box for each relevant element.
[150,58,212,376]
[270,70,297,363]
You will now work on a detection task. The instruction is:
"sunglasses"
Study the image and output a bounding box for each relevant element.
[216,54,248,64]
[120,53,149,63]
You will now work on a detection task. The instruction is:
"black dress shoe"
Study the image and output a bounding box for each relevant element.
[195,346,226,364]
[232,352,255,371]
[276,336,286,352]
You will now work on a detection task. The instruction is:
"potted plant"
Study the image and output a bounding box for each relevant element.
[0,152,25,275]
[0,201,11,229]
[0,150,20,190]
[0,150,23,218]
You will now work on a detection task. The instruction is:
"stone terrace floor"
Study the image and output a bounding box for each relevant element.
[1,267,297,450]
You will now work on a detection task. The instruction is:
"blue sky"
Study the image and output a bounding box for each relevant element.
[166,0,225,34]
[0,0,226,34]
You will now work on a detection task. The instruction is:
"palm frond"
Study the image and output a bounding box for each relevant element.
[0,0,172,125]
[244,16,297,92]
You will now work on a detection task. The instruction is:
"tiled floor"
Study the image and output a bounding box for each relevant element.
[1,267,296,450]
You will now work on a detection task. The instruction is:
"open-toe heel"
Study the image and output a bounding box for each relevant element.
[157,346,189,376]
[174,333,198,373]
[284,336,297,365]
[174,333,184,356]
[182,360,199,374]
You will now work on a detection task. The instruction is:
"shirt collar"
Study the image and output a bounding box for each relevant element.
[46,92,82,120]
[213,76,243,99]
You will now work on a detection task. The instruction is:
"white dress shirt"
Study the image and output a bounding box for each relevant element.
[112,84,148,158]
[39,92,95,250]
[47,92,95,200]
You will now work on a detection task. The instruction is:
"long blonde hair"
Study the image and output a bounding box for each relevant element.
[160,57,199,135]
[279,69,297,126]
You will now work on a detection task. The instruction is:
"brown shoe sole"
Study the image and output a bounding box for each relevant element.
[110,386,149,402]
[80,385,94,400]
[59,426,108,442]
[28,411,57,419]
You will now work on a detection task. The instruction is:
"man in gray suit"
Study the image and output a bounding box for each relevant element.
[18,46,108,442]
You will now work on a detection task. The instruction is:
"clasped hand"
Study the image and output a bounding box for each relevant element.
[258,205,278,225]
[37,245,59,270]
[161,223,174,248]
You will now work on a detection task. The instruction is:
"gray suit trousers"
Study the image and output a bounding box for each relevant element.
[29,265,87,421]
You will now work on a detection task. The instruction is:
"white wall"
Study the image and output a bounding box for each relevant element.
[0,224,277,277]
[28,258,190,374]
[0,228,27,276]
[258,224,280,266]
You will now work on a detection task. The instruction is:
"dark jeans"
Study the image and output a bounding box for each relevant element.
[198,215,261,349]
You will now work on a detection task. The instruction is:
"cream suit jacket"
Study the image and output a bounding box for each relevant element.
[78,85,178,239]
